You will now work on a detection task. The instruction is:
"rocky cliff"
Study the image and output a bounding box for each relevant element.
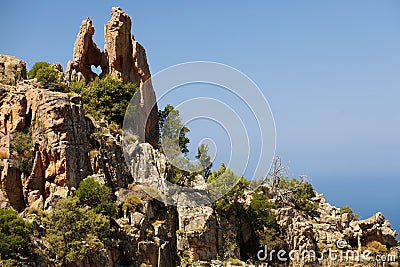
[65,7,159,147]
[0,7,399,267]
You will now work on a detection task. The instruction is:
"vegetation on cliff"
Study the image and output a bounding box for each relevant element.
[158,104,190,155]
[75,177,117,217]
[207,163,246,211]
[9,129,33,174]
[28,62,66,91]
[71,76,138,125]
[44,196,113,264]
[0,209,33,264]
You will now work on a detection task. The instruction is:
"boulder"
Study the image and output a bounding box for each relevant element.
[0,55,27,85]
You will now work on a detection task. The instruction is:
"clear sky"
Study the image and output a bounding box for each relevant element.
[1,1,399,231]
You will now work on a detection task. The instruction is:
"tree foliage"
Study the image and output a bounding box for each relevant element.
[0,209,33,260]
[278,178,319,217]
[367,241,387,255]
[248,193,279,231]
[28,62,50,79]
[339,205,358,219]
[207,163,247,211]
[75,177,117,217]
[293,181,319,217]
[69,80,85,94]
[122,195,142,213]
[10,130,33,174]
[44,197,112,264]
[74,76,137,125]
[29,61,66,91]
[195,143,212,179]
[158,104,190,155]
[247,192,284,250]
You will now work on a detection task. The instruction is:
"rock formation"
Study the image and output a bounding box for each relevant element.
[66,7,159,147]
[0,55,27,85]
[0,80,92,211]
[65,18,102,83]
[66,7,151,87]
[102,7,151,86]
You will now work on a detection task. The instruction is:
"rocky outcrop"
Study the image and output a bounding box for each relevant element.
[102,7,150,85]
[65,18,102,83]
[0,55,27,85]
[177,205,218,262]
[271,192,399,267]
[66,7,151,85]
[65,7,159,147]
[0,160,25,210]
[0,81,92,210]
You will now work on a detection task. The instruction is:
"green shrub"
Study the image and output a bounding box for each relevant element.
[207,163,247,211]
[77,76,137,125]
[69,80,86,94]
[181,249,191,266]
[339,205,358,219]
[28,62,50,79]
[36,66,59,89]
[122,195,142,213]
[108,121,122,135]
[225,257,243,266]
[10,130,33,174]
[293,182,319,217]
[195,143,212,179]
[29,62,66,91]
[246,191,285,250]
[75,177,117,217]
[248,193,279,231]
[339,206,353,214]
[0,209,33,260]
[44,197,112,263]
[278,178,319,217]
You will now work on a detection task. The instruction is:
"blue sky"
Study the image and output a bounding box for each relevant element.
[1,1,399,231]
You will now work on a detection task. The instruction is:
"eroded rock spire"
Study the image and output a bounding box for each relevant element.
[66,7,159,147]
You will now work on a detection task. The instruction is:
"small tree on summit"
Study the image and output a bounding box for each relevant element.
[28,62,50,79]
[29,61,66,91]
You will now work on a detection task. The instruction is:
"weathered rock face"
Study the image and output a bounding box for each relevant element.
[1,7,399,265]
[101,7,133,81]
[65,7,159,148]
[0,55,27,85]
[177,206,218,262]
[0,81,92,210]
